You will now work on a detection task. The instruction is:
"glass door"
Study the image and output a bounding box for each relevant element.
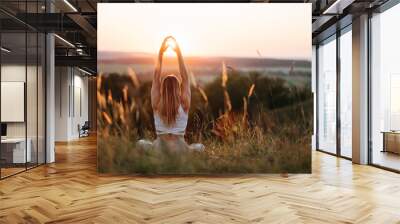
[339,26,352,158]
[370,3,400,171]
[0,1,46,179]
[1,30,28,178]
[317,35,337,154]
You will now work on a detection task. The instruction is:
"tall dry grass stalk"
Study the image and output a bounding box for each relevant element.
[107,90,113,104]
[97,61,312,174]
[97,69,142,139]
[198,88,209,105]
[102,111,112,125]
[97,74,106,109]
[221,62,232,113]
[127,67,140,89]
[122,85,129,103]
[242,83,256,126]
[97,73,103,90]
[221,61,228,88]
[242,97,248,125]
[189,71,198,87]
[97,91,106,109]
[248,84,255,98]
[190,70,208,104]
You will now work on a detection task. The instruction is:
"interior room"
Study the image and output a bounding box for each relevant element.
[54,66,91,141]
[370,2,400,171]
[0,14,46,178]
[0,0,400,223]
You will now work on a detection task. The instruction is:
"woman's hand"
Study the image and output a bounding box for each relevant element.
[159,36,175,57]
[167,37,182,55]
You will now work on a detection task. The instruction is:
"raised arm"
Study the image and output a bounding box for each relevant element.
[172,39,191,112]
[151,37,169,110]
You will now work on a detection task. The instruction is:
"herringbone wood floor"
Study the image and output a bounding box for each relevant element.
[1,136,400,224]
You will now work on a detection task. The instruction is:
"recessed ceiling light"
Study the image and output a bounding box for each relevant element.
[78,67,93,76]
[63,0,78,12]
[323,0,354,15]
[54,34,75,48]
[1,47,11,53]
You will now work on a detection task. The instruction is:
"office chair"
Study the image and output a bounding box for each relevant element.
[79,121,90,138]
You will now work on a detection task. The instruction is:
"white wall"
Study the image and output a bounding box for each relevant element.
[55,67,89,141]
[1,65,26,136]
[55,66,70,141]
[1,65,34,138]
[71,73,89,138]
[1,63,46,164]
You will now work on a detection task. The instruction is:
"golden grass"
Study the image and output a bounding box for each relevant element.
[97,64,312,174]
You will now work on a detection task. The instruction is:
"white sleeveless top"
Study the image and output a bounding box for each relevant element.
[154,105,188,135]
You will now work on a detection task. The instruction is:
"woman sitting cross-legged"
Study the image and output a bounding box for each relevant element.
[137,36,205,152]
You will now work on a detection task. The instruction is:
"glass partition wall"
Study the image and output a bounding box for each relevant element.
[315,0,400,171]
[315,25,352,159]
[0,3,46,179]
[317,35,337,155]
[370,3,400,171]
[339,27,352,158]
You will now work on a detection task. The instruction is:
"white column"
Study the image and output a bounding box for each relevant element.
[46,33,55,163]
[352,14,369,164]
[45,0,56,163]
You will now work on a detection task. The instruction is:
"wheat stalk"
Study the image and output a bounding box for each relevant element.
[122,85,129,103]
[190,70,208,104]
[221,61,228,88]
[127,67,140,89]
[102,112,112,125]
[221,62,231,113]
[117,103,126,125]
[198,87,209,104]
[223,91,232,112]
[248,84,255,98]
[242,97,248,125]
[107,90,113,105]
[97,73,103,90]
[97,91,107,109]
[189,71,198,87]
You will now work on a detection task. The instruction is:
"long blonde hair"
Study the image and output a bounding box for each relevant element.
[159,75,181,126]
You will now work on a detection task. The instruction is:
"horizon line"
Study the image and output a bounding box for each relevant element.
[98,50,311,61]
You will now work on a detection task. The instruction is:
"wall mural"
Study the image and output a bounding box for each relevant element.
[97,3,312,174]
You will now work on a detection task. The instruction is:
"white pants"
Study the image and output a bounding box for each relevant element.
[136,139,205,152]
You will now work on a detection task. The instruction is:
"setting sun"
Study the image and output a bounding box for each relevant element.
[164,38,178,56]
[166,38,176,50]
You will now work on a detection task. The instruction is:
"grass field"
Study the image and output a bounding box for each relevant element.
[97,63,312,174]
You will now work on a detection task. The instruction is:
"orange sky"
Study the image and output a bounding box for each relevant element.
[98,3,311,60]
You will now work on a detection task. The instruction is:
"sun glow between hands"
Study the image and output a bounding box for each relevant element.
[164,38,178,56]
[166,38,176,49]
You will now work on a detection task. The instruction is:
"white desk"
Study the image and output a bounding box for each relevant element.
[1,138,31,163]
